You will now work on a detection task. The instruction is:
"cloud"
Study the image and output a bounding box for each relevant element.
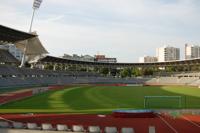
[0,0,200,62]
[44,15,65,22]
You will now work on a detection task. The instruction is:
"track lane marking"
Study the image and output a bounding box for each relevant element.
[0,116,15,123]
[182,116,200,128]
[157,114,178,133]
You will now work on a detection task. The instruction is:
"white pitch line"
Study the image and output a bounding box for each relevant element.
[182,116,200,128]
[0,116,15,123]
[157,114,178,133]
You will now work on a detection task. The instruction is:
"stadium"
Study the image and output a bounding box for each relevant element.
[1,1,200,133]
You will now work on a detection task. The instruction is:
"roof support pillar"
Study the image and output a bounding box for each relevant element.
[53,63,56,71]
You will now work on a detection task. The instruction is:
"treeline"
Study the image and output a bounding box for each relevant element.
[42,63,200,78]
[94,67,154,77]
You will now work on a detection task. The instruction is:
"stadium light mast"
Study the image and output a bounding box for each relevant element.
[29,0,43,32]
[20,0,43,67]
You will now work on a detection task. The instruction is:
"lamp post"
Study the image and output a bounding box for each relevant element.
[20,0,43,67]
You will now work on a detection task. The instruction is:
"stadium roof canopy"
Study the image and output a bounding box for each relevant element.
[0,25,36,43]
[0,25,48,61]
[36,55,200,68]
[15,35,49,61]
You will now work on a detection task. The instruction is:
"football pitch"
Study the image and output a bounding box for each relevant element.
[0,85,200,114]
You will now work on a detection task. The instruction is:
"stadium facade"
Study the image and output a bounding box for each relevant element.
[0,25,200,88]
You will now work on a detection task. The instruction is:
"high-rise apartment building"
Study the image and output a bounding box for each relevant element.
[185,44,200,59]
[95,55,117,63]
[139,56,158,63]
[156,46,180,62]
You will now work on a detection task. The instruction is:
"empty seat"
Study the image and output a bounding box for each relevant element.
[42,123,54,130]
[121,127,135,133]
[27,123,40,130]
[56,124,69,131]
[0,121,9,128]
[88,126,101,133]
[72,125,84,132]
[149,126,155,133]
[105,126,118,133]
[13,122,24,129]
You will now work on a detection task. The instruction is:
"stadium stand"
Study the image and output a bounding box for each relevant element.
[4,17,200,133]
[0,49,19,65]
[1,25,200,92]
[33,54,200,70]
[144,76,200,86]
[154,71,200,77]
[3,24,200,133]
[0,64,148,88]
[2,63,200,88]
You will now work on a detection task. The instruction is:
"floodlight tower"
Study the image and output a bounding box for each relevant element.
[20,0,43,67]
[29,0,43,32]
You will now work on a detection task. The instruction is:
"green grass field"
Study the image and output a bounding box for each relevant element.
[0,85,200,114]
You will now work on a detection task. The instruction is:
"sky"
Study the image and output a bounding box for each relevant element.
[0,0,200,62]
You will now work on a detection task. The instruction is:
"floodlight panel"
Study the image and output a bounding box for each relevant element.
[33,0,43,9]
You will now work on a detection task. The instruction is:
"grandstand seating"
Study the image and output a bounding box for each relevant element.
[189,79,200,86]
[154,71,200,77]
[144,76,200,86]
[1,64,200,89]
[0,65,147,88]
[0,49,19,65]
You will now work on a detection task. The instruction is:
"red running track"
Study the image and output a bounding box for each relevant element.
[1,113,200,133]
[0,85,66,105]
[0,90,32,105]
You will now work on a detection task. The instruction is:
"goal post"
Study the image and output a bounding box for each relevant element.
[144,96,182,109]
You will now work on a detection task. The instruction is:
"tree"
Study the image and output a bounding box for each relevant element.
[142,68,153,76]
[132,68,142,77]
[120,68,132,78]
[100,67,109,76]
[165,66,176,72]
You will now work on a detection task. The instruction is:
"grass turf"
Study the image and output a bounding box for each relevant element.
[0,85,200,114]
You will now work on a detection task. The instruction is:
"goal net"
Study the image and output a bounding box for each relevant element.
[144,96,182,109]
